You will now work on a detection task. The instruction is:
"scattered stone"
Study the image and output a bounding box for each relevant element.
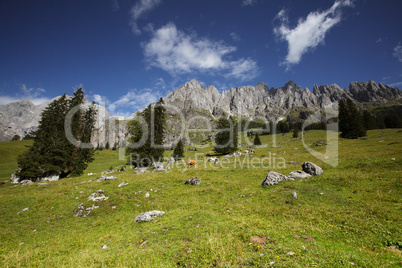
[112,206,117,209]
[117,165,125,172]
[134,210,165,222]
[292,192,297,199]
[302,162,323,176]
[10,168,22,184]
[288,170,312,180]
[97,175,117,182]
[20,180,33,186]
[37,183,49,186]
[118,182,129,187]
[184,177,201,185]
[145,192,150,198]
[167,157,175,163]
[287,251,295,256]
[102,245,108,249]
[101,170,115,175]
[135,168,150,174]
[41,173,60,182]
[74,203,99,217]
[87,190,109,201]
[320,192,324,195]
[17,207,29,214]
[19,242,24,245]
[289,161,301,165]
[151,162,167,172]
[261,171,288,186]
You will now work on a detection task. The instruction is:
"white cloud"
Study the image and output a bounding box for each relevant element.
[111,0,119,11]
[274,0,354,69]
[393,43,402,62]
[93,89,160,117]
[389,82,402,88]
[230,32,241,42]
[130,0,162,35]
[0,84,49,105]
[226,58,258,81]
[376,37,383,43]
[242,0,257,6]
[143,23,258,81]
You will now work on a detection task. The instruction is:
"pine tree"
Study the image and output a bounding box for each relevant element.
[293,127,299,138]
[339,99,366,139]
[253,133,262,145]
[153,98,167,161]
[338,99,350,138]
[17,89,96,180]
[173,139,184,160]
[126,99,167,167]
[214,116,238,155]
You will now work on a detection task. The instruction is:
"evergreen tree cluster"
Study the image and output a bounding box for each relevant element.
[338,99,366,139]
[126,98,167,167]
[173,139,184,160]
[17,89,97,180]
[213,116,238,155]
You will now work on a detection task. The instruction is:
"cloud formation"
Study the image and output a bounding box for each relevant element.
[242,0,257,6]
[130,0,162,35]
[93,89,160,117]
[274,0,354,69]
[0,84,49,105]
[393,43,402,62]
[143,23,258,81]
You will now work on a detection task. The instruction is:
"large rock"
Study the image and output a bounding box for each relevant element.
[302,162,323,176]
[20,179,33,185]
[134,167,150,174]
[184,177,201,185]
[151,162,167,172]
[87,190,109,201]
[42,173,60,182]
[289,170,312,180]
[134,210,165,222]
[261,171,288,186]
[10,168,21,184]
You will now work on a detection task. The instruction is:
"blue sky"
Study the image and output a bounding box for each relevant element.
[0,0,401,117]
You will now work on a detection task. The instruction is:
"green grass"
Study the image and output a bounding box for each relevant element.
[0,140,33,179]
[0,129,401,267]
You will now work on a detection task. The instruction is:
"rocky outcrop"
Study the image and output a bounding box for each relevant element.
[184,177,201,185]
[349,80,401,103]
[302,162,323,176]
[1,80,400,146]
[261,171,288,186]
[134,210,165,222]
[288,170,312,180]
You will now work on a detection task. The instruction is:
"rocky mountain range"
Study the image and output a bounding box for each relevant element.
[0,80,400,147]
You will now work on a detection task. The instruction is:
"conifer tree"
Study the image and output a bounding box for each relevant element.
[253,133,262,145]
[126,98,167,166]
[214,116,238,155]
[293,127,299,138]
[338,99,366,139]
[173,139,184,160]
[17,89,96,180]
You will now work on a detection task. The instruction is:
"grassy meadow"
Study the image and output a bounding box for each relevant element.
[0,129,401,267]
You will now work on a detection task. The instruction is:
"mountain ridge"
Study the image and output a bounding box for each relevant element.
[0,80,400,147]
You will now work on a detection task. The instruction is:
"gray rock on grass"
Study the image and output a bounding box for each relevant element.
[261,171,288,186]
[135,168,150,174]
[289,171,312,180]
[302,162,323,176]
[184,177,201,185]
[134,210,165,222]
